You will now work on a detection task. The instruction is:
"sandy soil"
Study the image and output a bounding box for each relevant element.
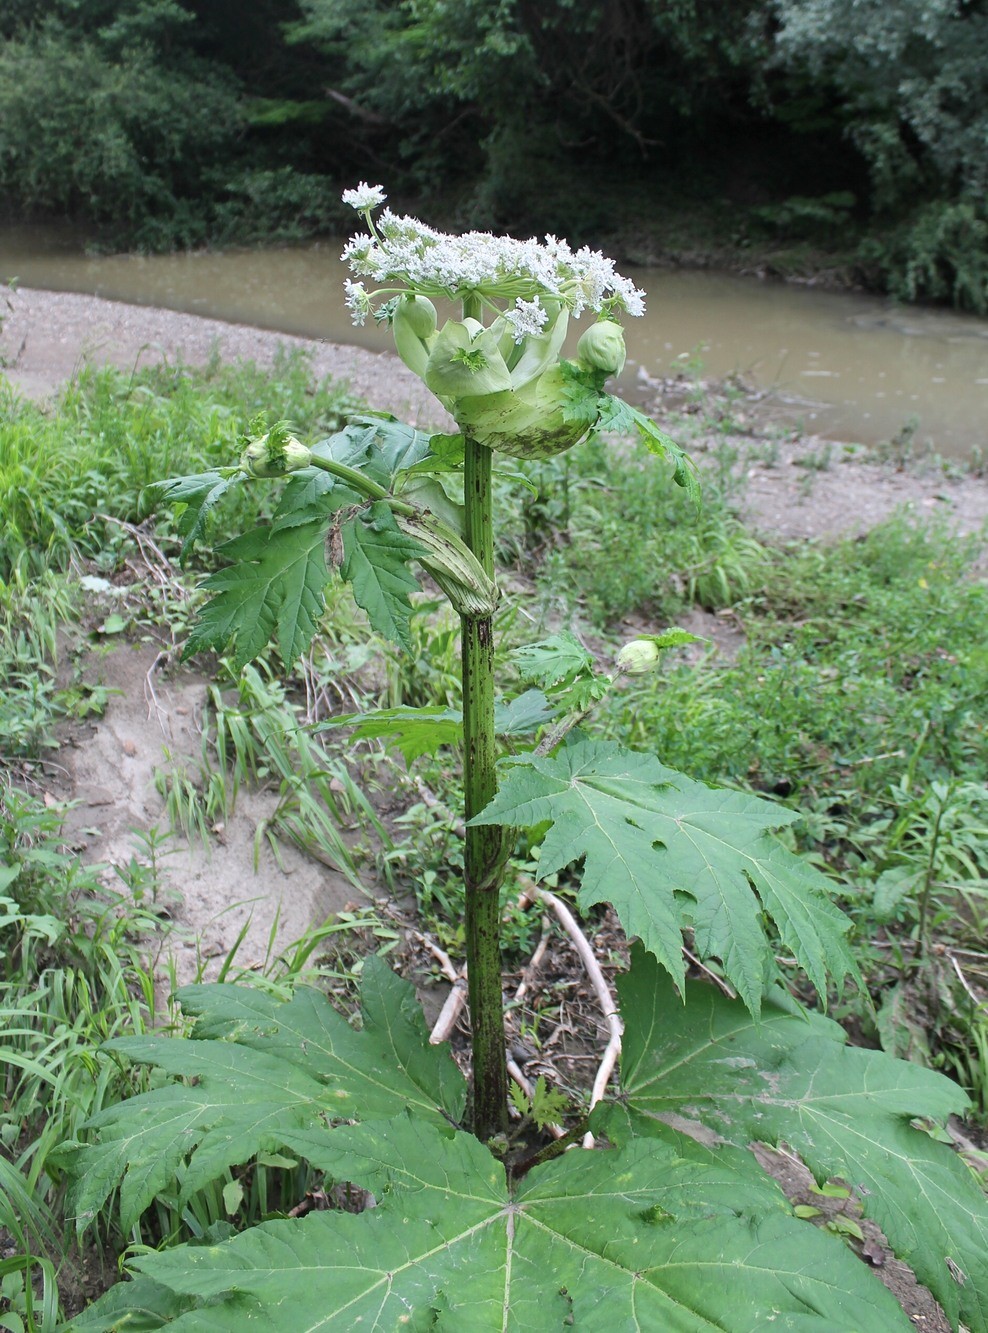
[0,285,447,428]
[53,638,363,987]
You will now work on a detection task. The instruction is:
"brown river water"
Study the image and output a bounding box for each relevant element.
[2,225,987,457]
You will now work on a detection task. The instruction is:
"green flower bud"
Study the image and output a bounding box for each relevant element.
[615,638,661,675]
[240,430,311,478]
[392,295,439,377]
[397,293,438,342]
[577,319,627,378]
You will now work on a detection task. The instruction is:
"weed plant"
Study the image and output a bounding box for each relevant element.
[55,195,988,1329]
[3,339,987,1322]
[592,512,988,1096]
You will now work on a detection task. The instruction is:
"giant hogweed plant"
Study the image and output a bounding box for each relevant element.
[60,186,988,1330]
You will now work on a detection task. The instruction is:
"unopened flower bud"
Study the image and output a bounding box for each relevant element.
[240,432,311,478]
[577,319,627,378]
[615,638,661,676]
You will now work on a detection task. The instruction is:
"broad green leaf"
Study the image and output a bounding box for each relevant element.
[68,1274,194,1329]
[403,431,465,475]
[268,464,345,528]
[472,738,858,1013]
[76,1118,908,1330]
[512,632,595,689]
[56,958,465,1233]
[620,946,988,1333]
[496,688,556,736]
[340,500,427,650]
[324,690,554,764]
[309,415,434,487]
[183,518,330,670]
[149,470,242,562]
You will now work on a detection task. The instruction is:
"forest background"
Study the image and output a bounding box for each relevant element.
[1,0,987,313]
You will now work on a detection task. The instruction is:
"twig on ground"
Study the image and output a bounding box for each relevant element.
[518,881,622,1148]
[947,951,983,1008]
[411,929,469,1045]
[429,976,468,1045]
[96,513,173,587]
[144,648,179,735]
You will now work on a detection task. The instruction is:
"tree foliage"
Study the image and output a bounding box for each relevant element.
[2,2,986,291]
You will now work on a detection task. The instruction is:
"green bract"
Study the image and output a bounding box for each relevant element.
[454,363,593,460]
[424,319,514,398]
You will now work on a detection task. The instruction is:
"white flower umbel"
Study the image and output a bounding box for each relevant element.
[343,279,372,326]
[342,182,388,212]
[504,297,549,342]
[340,185,646,326]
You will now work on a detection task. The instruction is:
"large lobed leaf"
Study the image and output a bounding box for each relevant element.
[71,1115,909,1331]
[149,470,240,563]
[339,498,429,650]
[472,737,859,1014]
[183,517,332,670]
[55,958,465,1233]
[619,945,988,1333]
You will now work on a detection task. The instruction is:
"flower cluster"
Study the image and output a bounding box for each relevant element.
[340,185,645,324]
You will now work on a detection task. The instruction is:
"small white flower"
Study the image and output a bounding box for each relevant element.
[505,297,549,342]
[344,279,372,325]
[342,182,388,211]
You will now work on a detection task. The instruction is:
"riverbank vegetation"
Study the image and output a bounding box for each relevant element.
[1,1,987,311]
[1,351,986,1321]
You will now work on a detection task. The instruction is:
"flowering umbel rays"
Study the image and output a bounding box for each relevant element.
[341,185,645,459]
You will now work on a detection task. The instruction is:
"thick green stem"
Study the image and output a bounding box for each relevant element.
[460,298,509,1140]
[308,455,416,515]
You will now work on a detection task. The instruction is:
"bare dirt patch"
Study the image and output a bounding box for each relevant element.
[54,638,360,987]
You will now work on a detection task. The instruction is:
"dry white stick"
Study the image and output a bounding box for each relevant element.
[429,977,468,1045]
[947,951,982,1009]
[143,648,177,736]
[507,1056,533,1099]
[409,929,470,1045]
[411,929,460,984]
[520,883,622,1148]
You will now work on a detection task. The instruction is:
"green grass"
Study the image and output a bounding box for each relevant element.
[0,354,412,1321]
[0,350,362,577]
